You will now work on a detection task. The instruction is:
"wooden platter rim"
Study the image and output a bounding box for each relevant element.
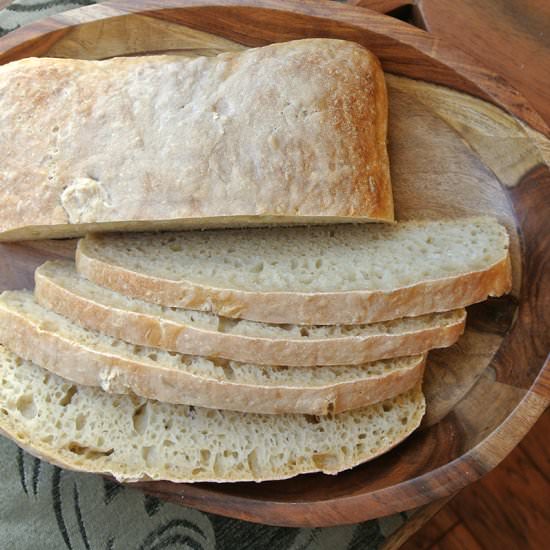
[0,0,548,527]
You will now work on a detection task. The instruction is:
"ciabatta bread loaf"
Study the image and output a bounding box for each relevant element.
[77,217,511,325]
[0,39,392,241]
[35,261,465,366]
[0,344,425,482]
[0,291,425,415]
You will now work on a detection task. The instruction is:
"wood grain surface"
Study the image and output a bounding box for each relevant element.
[347,0,411,13]
[402,409,550,549]
[417,0,550,128]
[347,0,550,128]
[379,496,454,550]
[0,0,548,527]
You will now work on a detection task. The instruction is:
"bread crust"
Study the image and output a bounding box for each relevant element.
[77,238,512,325]
[0,39,392,241]
[0,301,425,415]
[35,261,465,366]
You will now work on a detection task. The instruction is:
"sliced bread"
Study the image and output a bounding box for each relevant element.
[76,217,512,325]
[0,39,392,241]
[0,291,425,415]
[35,261,465,367]
[0,344,425,482]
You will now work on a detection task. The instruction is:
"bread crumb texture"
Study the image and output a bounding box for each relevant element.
[83,217,508,292]
[0,345,425,482]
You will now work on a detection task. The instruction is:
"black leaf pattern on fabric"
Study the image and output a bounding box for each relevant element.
[52,466,72,550]
[146,534,204,550]
[138,519,207,550]
[6,0,94,13]
[348,521,385,550]
[0,24,19,37]
[31,457,41,495]
[16,447,28,495]
[144,494,162,517]
[211,514,300,550]
[103,477,124,505]
[73,484,91,550]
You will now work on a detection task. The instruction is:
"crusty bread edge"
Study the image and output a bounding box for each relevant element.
[35,261,465,366]
[371,48,394,222]
[0,299,426,415]
[76,236,512,325]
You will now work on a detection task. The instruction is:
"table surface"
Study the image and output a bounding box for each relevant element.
[0,1,548,549]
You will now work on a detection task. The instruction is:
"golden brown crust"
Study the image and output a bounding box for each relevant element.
[0,303,425,415]
[77,240,512,325]
[35,264,465,366]
[0,39,392,241]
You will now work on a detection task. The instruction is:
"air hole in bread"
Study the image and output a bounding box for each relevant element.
[213,455,223,476]
[59,386,77,407]
[142,446,156,466]
[132,402,150,434]
[247,449,260,475]
[67,442,113,459]
[312,453,339,470]
[75,413,86,431]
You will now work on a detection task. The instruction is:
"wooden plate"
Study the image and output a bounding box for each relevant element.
[0,0,549,527]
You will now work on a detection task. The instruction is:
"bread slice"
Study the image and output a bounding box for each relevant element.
[0,39,392,242]
[77,217,512,325]
[0,344,425,482]
[0,291,425,415]
[35,261,465,367]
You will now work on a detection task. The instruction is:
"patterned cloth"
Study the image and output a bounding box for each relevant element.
[1,436,408,549]
[0,1,410,548]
